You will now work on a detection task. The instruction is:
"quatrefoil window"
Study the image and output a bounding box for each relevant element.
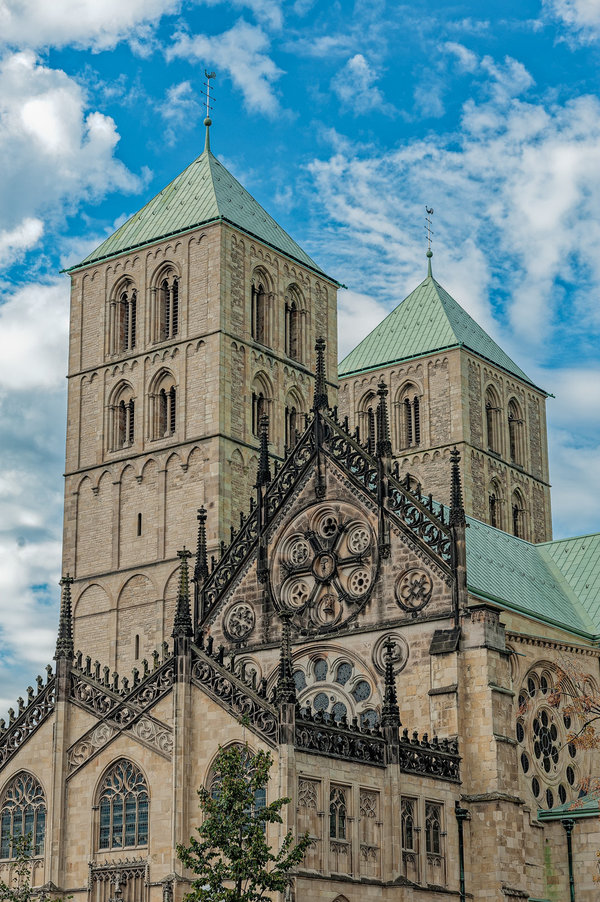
[272,503,377,632]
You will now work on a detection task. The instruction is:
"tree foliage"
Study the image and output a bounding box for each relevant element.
[0,834,70,902]
[177,743,311,902]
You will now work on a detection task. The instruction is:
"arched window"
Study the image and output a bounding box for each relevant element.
[154,269,180,342]
[110,383,135,451]
[251,373,273,438]
[396,384,421,449]
[285,285,305,362]
[358,392,376,453]
[208,745,266,815]
[425,802,442,855]
[511,489,527,539]
[97,759,148,850]
[150,371,177,440]
[401,799,416,852]
[109,280,137,355]
[285,389,306,450]
[0,773,46,860]
[329,787,347,839]
[508,398,524,466]
[251,278,269,346]
[485,385,502,454]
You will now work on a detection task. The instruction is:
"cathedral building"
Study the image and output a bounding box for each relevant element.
[0,121,599,901]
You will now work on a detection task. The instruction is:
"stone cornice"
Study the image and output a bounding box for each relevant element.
[506,631,600,658]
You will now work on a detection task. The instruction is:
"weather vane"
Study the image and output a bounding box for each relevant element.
[203,69,216,122]
[425,206,434,253]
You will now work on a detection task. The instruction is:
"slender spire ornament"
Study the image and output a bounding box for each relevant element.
[172,548,193,638]
[194,507,209,583]
[425,206,434,277]
[449,447,466,528]
[381,637,401,728]
[256,414,271,487]
[55,574,74,660]
[276,613,296,705]
[376,379,392,458]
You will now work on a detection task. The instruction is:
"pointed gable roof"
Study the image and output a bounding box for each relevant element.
[69,145,329,277]
[338,270,543,392]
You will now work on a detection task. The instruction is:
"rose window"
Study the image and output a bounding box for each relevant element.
[516,666,584,810]
[289,653,380,728]
[271,503,377,633]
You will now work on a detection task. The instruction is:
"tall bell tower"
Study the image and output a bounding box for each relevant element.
[62,121,338,674]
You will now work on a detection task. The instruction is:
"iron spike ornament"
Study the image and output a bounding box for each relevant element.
[313,337,328,411]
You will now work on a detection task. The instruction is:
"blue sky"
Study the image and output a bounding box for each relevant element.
[0,0,599,712]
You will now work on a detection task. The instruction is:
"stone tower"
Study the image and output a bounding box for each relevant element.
[338,254,551,542]
[62,124,338,673]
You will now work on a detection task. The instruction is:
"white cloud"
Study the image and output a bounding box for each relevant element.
[159,80,202,144]
[0,0,180,51]
[331,54,395,116]
[308,52,600,348]
[0,52,142,243]
[0,218,43,266]
[0,281,69,389]
[338,289,389,360]
[168,20,283,116]
[544,0,600,42]
[196,0,283,30]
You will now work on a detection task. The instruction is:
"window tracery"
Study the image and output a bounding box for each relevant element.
[109,280,136,355]
[292,651,379,728]
[271,502,377,633]
[485,385,502,454]
[153,268,180,342]
[0,772,46,860]
[208,744,266,813]
[329,787,347,839]
[508,397,524,466]
[251,272,271,346]
[285,284,305,362]
[149,371,177,439]
[516,665,584,810]
[97,759,148,850]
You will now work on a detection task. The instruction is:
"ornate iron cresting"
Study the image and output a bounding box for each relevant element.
[201,421,315,617]
[325,415,452,566]
[295,707,386,766]
[0,670,55,768]
[190,640,278,746]
[397,729,460,782]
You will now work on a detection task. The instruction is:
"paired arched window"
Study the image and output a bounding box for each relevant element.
[508,398,524,466]
[97,759,148,851]
[285,390,306,450]
[251,373,273,438]
[396,384,421,449]
[285,285,305,362]
[110,383,135,451]
[251,279,268,346]
[358,392,377,454]
[485,385,502,454]
[109,280,136,355]
[0,772,46,860]
[150,372,177,439]
[151,267,180,343]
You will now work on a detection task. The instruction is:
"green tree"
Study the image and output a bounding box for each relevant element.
[177,743,311,901]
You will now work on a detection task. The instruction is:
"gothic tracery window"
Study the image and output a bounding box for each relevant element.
[0,772,46,860]
[485,385,502,454]
[208,745,266,814]
[109,281,137,355]
[251,276,269,346]
[329,787,347,839]
[401,798,416,852]
[285,285,304,362]
[425,802,442,855]
[97,759,148,850]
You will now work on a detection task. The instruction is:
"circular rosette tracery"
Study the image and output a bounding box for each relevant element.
[271,503,377,632]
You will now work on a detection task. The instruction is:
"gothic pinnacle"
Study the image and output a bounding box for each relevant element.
[256,414,271,487]
[276,613,296,705]
[312,337,328,412]
[195,507,209,584]
[172,548,193,638]
[381,637,401,728]
[376,379,392,458]
[55,573,74,660]
[449,447,466,528]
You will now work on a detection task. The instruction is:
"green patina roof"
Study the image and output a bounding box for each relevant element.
[70,140,327,276]
[465,518,600,639]
[339,268,541,391]
[537,790,600,820]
